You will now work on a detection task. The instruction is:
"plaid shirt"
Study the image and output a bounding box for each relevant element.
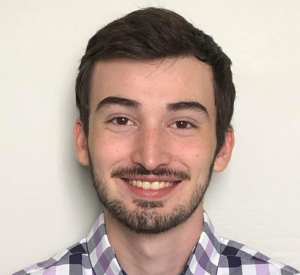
[14,211,299,275]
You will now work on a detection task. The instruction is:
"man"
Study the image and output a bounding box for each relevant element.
[14,7,299,275]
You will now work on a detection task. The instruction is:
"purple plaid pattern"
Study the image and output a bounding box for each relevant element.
[13,212,299,275]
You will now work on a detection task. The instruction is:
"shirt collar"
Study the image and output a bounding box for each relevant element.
[86,211,221,275]
[184,211,221,275]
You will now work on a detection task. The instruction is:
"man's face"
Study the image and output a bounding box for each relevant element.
[75,57,233,234]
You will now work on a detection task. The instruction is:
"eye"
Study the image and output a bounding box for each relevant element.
[171,121,194,129]
[110,117,134,126]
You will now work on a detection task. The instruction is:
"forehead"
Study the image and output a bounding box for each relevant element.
[90,57,215,117]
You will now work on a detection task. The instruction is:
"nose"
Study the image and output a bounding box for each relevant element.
[131,126,172,171]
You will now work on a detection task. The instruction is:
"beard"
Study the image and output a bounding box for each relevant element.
[90,160,214,235]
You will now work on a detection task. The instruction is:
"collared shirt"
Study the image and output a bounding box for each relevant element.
[14,211,299,275]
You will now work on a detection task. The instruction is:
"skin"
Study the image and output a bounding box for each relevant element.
[73,57,234,275]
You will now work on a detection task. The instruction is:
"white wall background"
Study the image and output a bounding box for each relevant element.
[1,0,299,273]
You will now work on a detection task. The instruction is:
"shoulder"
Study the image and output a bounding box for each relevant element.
[218,237,299,275]
[12,239,91,275]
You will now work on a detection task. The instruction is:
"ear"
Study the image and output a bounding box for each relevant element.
[73,118,90,166]
[213,127,235,172]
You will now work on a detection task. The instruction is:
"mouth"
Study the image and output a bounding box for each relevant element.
[123,179,181,190]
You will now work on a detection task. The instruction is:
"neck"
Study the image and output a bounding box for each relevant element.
[105,204,204,275]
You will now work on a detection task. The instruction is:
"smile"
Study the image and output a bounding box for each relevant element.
[125,179,180,190]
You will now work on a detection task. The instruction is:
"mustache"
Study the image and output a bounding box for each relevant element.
[111,166,191,181]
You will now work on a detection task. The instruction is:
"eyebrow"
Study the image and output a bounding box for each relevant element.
[166,101,209,117]
[95,96,208,117]
[95,96,141,112]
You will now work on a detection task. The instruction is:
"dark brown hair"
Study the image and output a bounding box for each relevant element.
[76,7,235,153]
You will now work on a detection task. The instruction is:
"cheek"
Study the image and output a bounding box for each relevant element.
[89,131,132,167]
[174,137,215,169]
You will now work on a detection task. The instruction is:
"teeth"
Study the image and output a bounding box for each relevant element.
[151,181,160,190]
[127,180,176,190]
[142,181,151,189]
